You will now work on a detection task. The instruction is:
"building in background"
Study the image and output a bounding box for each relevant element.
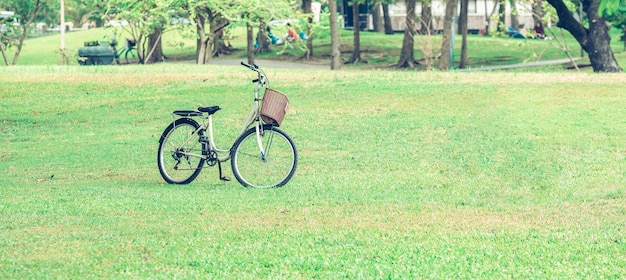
[341,0,534,34]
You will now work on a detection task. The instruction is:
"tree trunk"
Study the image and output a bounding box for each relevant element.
[135,35,146,64]
[382,3,394,34]
[439,0,456,70]
[532,0,544,27]
[302,0,314,59]
[510,0,520,30]
[546,0,622,72]
[11,26,28,65]
[255,20,270,55]
[484,0,494,36]
[329,0,342,69]
[146,27,164,64]
[11,0,42,65]
[212,17,231,57]
[497,0,506,33]
[459,0,469,68]
[397,0,417,68]
[420,0,433,34]
[195,11,210,64]
[0,43,9,66]
[347,1,363,63]
[371,1,384,33]
[246,22,255,65]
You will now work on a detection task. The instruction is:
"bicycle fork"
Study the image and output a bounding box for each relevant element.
[255,125,267,161]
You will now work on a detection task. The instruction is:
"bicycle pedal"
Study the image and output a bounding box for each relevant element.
[220,176,231,182]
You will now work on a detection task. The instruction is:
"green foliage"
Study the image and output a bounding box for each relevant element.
[0,0,56,24]
[12,24,626,68]
[0,65,624,278]
[0,0,56,65]
[600,0,626,15]
[242,0,294,23]
[64,0,104,27]
[104,0,171,35]
[605,0,626,29]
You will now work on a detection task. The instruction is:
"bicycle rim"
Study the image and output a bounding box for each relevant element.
[124,49,131,64]
[231,127,297,188]
[157,120,204,184]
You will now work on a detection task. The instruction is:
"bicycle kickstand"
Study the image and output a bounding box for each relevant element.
[217,161,231,182]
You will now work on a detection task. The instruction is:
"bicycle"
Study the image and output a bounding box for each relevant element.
[110,37,137,64]
[157,62,298,188]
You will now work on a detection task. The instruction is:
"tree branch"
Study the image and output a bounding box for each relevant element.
[546,0,589,51]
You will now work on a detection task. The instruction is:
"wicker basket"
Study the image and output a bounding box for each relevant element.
[260,88,289,126]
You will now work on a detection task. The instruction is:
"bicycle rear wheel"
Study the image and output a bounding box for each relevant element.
[231,125,297,188]
[157,118,205,184]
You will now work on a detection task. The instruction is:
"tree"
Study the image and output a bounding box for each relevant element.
[483,0,500,35]
[105,0,170,64]
[188,0,292,64]
[510,0,520,30]
[346,0,364,64]
[252,1,293,55]
[604,0,626,50]
[302,0,314,59]
[243,0,293,63]
[329,0,342,69]
[396,0,418,68]
[382,1,394,34]
[458,0,469,68]
[532,0,545,34]
[246,21,254,64]
[421,0,434,35]
[212,16,233,57]
[546,0,622,72]
[65,0,102,28]
[0,0,51,65]
[146,26,164,63]
[371,0,384,32]
[188,2,231,64]
[255,19,271,55]
[439,0,456,70]
[497,0,506,33]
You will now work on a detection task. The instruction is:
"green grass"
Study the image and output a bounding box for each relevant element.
[8,25,626,70]
[0,65,624,278]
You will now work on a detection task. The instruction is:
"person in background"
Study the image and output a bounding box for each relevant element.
[518,24,527,38]
[286,22,299,42]
[534,22,546,39]
[266,26,280,44]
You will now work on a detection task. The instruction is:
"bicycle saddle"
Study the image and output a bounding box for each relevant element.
[198,106,221,115]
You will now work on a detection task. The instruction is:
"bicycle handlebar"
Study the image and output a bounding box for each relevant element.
[240,61,259,71]
[241,61,267,85]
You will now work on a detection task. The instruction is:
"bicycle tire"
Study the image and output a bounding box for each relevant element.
[157,118,205,184]
[124,49,131,64]
[231,125,297,188]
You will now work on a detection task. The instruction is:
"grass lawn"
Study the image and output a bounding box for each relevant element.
[0,64,624,278]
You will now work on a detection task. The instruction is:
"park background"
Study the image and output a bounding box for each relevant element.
[1,0,626,278]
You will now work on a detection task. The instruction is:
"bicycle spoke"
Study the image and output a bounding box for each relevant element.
[263,130,275,159]
[237,151,262,159]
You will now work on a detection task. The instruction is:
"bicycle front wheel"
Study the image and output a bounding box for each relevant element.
[231,125,298,188]
[124,49,133,64]
[157,118,205,184]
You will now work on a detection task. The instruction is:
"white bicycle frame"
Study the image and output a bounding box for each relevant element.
[209,79,266,162]
[174,72,267,163]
